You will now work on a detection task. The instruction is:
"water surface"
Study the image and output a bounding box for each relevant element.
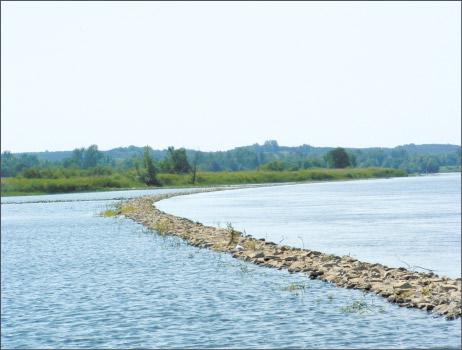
[2,183,461,348]
[158,173,461,278]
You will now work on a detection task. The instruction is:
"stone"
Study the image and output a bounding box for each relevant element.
[403,274,419,280]
[393,282,413,290]
[235,244,245,251]
[322,263,335,269]
[251,251,265,259]
[440,284,458,291]
[284,256,298,261]
[418,303,434,311]
[265,255,281,261]
[309,270,323,277]
[288,261,307,273]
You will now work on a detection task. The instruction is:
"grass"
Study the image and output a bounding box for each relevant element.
[100,202,136,218]
[226,222,240,246]
[154,219,170,234]
[282,282,309,293]
[1,175,141,196]
[245,239,257,250]
[340,299,370,314]
[340,297,386,315]
[1,167,407,196]
[100,208,120,217]
[179,167,406,186]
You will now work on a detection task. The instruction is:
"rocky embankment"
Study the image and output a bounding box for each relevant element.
[116,190,461,320]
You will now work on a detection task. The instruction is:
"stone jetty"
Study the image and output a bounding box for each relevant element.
[115,189,461,320]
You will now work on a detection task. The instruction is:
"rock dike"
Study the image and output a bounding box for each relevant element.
[116,189,461,320]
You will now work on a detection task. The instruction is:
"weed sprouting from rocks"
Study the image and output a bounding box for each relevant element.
[246,239,257,250]
[341,299,369,314]
[282,282,309,295]
[154,219,169,235]
[100,203,122,217]
[226,222,240,246]
[239,264,251,275]
[340,297,385,315]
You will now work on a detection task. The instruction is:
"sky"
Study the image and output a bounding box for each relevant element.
[1,1,461,153]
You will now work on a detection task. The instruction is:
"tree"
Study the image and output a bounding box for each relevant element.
[263,140,279,151]
[325,147,351,168]
[162,147,191,174]
[142,146,160,186]
[191,151,200,184]
[82,145,102,168]
[0,152,40,177]
[422,156,440,174]
[260,160,285,171]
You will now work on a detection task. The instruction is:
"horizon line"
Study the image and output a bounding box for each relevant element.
[2,141,461,154]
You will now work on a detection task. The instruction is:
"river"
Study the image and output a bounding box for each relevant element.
[1,175,461,348]
[158,173,461,278]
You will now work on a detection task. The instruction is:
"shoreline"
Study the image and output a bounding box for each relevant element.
[4,170,458,198]
[115,187,461,320]
[0,167,407,197]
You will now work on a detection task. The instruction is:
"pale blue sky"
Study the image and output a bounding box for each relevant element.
[1,1,461,152]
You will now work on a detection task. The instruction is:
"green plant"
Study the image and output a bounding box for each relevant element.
[340,299,370,314]
[246,239,257,250]
[282,282,309,293]
[1,167,407,196]
[340,298,385,315]
[154,219,170,234]
[100,208,120,217]
[226,222,240,246]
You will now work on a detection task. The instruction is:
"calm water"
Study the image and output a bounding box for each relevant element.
[158,173,462,278]
[1,180,461,348]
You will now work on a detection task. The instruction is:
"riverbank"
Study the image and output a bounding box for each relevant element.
[113,189,461,320]
[1,167,405,196]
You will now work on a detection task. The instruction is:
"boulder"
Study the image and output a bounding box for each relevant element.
[393,282,413,290]
[284,256,298,262]
[250,251,265,259]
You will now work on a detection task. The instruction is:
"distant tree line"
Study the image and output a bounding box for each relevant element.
[1,141,461,184]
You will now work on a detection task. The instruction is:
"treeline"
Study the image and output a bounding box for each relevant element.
[1,141,461,180]
[1,145,192,179]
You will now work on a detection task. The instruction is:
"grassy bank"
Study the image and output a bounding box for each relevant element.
[1,167,406,196]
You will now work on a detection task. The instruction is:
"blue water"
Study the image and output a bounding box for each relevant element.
[158,173,462,278]
[1,179,461,348]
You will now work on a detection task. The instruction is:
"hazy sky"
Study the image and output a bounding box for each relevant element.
[1,1,461,152]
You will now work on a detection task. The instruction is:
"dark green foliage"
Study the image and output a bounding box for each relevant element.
[325,148,352,168]
[62,145,113,169]
[1,141,460,186]
[1,152,39,177]
[161,147,191,174]
[259,160,285,171]
[141,146,160,186]
[191,151,200,184]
